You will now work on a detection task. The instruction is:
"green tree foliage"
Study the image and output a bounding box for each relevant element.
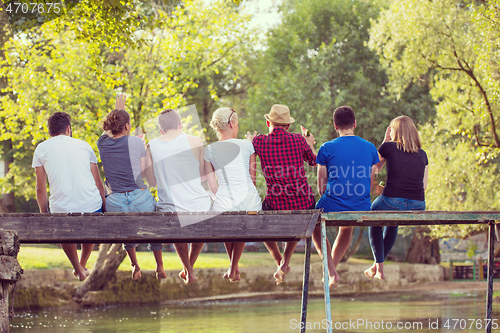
[243,0,392,146]
[370,0,500,238]
[0,0,252,201]
[241,0,435,197]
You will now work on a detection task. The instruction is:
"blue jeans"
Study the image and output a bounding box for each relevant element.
[369,195,425,263]
[105,189,162,252]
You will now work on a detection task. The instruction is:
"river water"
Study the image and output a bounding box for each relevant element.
[10,291,499,332]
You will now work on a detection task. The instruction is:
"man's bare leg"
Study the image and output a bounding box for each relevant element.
[153,250,167,279]
[228,242,245,282]
[331,226,354,267]
[264,241,283,266]
[174,243,197,284]
[312,226,338,288]
[223,242,234,280]
[61,244,87,281]
[79,244,94,271]
[274,241,297,285]
[126,247,142,280]
[189,243,205,268]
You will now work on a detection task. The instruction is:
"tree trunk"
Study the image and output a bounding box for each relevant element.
[74,244,127,299]
[405,227,440,264]
[0,4,15,214]
[0,282,9,332]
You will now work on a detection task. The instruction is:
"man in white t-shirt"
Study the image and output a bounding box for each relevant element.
[32,112,105,281]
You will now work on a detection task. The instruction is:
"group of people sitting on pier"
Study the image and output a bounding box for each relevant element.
[32,96,428,288]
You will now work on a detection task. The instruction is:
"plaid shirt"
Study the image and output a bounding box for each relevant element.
[252,127,316,210]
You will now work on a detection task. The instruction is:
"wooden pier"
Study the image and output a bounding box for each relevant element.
[322,211,499,333]
[0,210,498,333]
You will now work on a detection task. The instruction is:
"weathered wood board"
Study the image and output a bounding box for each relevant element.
[323,211,500,227]
[0,210,321,244]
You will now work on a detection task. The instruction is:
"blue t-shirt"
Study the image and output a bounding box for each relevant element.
[315,136,379,212]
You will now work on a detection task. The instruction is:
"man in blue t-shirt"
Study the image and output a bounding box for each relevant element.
[313,106,379,288]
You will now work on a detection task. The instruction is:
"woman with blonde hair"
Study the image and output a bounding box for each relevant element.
[365,115,429,280]
[205,107,262,282]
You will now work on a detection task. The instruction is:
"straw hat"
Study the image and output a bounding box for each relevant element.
[264,104,295,125]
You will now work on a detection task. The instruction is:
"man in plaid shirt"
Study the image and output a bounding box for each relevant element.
[248,104,316,285]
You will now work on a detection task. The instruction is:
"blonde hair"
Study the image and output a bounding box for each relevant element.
[390,115,421,153]
[210,108,238,139]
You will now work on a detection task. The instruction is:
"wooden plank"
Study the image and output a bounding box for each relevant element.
[0,211,321,244]
[323,211,500,227]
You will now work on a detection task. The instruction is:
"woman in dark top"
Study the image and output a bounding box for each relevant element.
[365,116,429,280]
[98,95,164,280]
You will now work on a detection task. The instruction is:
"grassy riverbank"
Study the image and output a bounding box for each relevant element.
[18,246,335,271]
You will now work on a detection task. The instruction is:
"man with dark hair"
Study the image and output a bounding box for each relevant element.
[32,112,106,281]
[47,112,72,136]
[314,106,379,287]
[332,106,356,130]
[248,104,316,285]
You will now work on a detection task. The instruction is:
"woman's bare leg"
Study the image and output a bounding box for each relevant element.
[126,247,142,280]
[174,243,197,284]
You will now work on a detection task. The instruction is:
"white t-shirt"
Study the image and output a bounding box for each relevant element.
[32,135,102,213]
[204,139,261,211]
[149,133,211,213]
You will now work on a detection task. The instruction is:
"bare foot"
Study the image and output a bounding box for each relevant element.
[132,265,141,281]
[322,271,340,289]
[184,272,198,285]
[73,267,89,281]
[223,269,230,280]
[229,269,241,283]
[274,265,291,285]
[364,266,376,280]
[374,271,385,280]
[155,266,167,279]
[179,270,198,285]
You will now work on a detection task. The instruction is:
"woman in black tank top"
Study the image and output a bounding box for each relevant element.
[364,116,429,281]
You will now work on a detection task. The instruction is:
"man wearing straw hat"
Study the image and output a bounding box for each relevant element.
[247,104,317,285]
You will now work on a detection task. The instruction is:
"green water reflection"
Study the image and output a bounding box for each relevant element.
[10,291,499,332]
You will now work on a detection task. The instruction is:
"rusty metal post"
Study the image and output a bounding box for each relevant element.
[320,219,332,333]
[486,221,495,333]
[300,237,312,333]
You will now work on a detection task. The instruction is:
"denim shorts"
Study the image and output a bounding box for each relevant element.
[106,188,156,213]
[371,195,425,211]
[106,189,158,251]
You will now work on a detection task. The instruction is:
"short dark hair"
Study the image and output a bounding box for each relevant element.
[333,106,355,130]
[158,109,181,132]
[48,112,71,136]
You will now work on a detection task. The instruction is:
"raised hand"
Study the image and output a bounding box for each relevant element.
[301,126,316,145]
[384,126,392,142]
[115,94,126,110]
[245,131,257,141]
